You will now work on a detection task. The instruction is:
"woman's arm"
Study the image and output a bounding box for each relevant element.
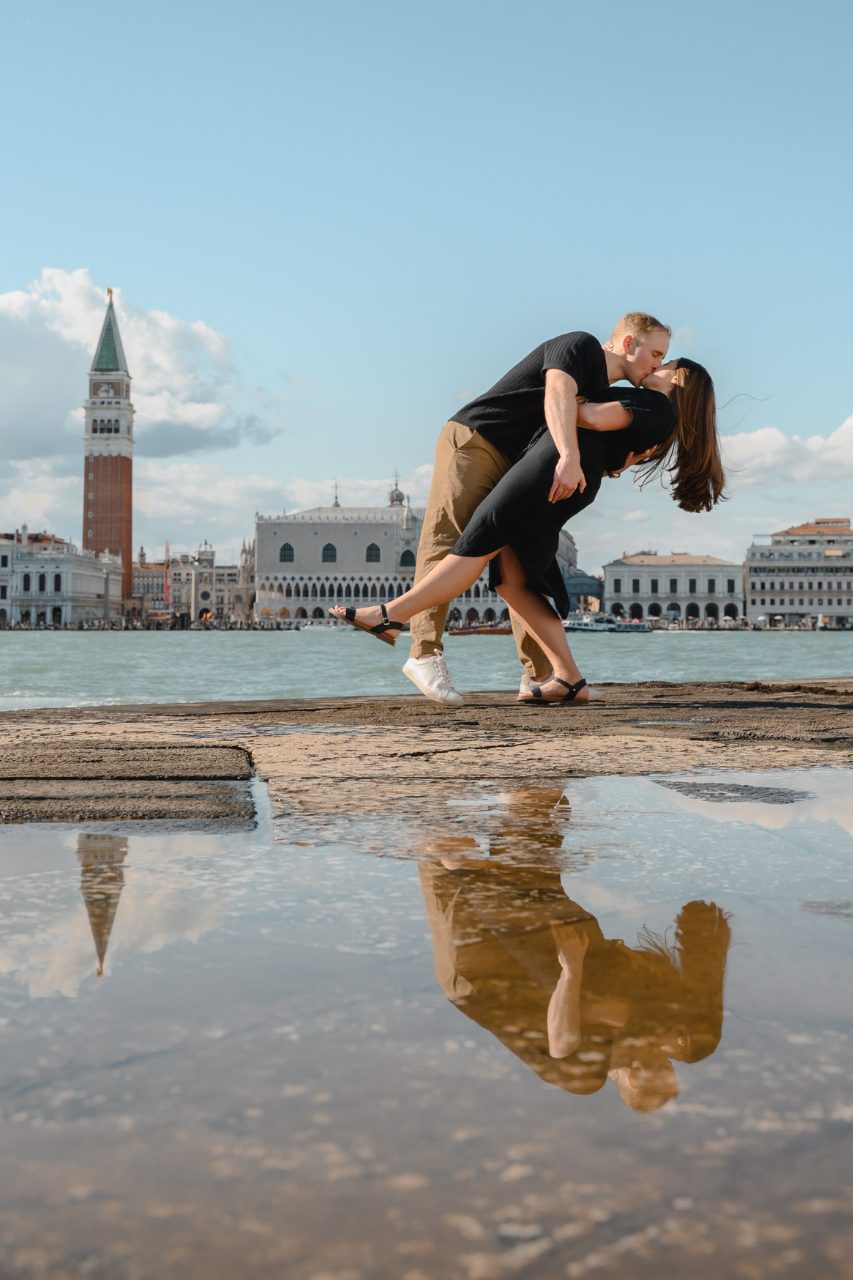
[576,399,633,432]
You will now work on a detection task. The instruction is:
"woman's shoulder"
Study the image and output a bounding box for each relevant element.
[609,387,675,430]
[607,386,670,408]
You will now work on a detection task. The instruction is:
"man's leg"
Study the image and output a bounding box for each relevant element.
[409,421,510,658]
[510,614,552,683]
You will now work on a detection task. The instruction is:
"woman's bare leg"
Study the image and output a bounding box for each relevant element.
[494,549,588,702]
[330,551,495,630]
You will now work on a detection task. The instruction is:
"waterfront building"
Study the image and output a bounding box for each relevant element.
[83,291,134,603]
[254,483,506,625]
[132,546,170,619]
[0,528,123,627]
[602,551,744,623]
[167,540,254,625]
[745,517,853,628]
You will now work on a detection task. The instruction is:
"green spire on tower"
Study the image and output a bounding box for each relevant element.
[90,289,130,374]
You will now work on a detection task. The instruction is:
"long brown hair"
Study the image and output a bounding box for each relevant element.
[637,358,725,512]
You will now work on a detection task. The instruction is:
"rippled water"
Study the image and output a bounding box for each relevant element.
[0,627,850,709]
[0,768,851,1278]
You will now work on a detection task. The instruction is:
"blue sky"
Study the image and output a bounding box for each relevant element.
[1,0,852,571]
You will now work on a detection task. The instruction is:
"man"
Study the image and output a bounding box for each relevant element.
[403,312,671,705]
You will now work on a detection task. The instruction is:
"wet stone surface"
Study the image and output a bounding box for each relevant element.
[0,768,851,1279]
[655,779,816,805]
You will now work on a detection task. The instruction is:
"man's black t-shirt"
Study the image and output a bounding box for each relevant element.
[453,331,610,463]
[594,387,676,473]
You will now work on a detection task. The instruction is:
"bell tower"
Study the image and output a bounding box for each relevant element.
[83,289,134,601]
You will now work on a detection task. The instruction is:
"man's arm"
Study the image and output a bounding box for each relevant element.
[546,923,590,1059]
[544,368,586,502]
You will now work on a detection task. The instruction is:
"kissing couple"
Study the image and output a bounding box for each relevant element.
[332,312,723,706]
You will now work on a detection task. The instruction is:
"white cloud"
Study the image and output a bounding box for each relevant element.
[622,509,649,524]
[0,267,284,463]
[279,464,434,515]
[722,415,853,485]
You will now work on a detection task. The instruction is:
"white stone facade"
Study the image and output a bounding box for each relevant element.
[254,492,505,625]
[603,552,744,624]
[745,518,853,627]
[0,530,123,627]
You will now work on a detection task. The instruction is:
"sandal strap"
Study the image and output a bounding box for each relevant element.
[546,676,588,701]
[370,602,402,634]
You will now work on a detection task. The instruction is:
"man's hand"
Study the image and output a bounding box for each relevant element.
[549,453,586,503]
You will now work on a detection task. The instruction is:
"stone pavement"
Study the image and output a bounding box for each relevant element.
[1,680,850,824]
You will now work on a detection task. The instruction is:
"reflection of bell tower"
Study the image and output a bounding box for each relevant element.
[82,289,134,601]
[77,834,128,977]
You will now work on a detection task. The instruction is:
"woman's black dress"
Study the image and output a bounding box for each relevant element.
[451,388,676,615]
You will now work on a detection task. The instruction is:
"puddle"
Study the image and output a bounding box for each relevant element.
[0,768,851,1278]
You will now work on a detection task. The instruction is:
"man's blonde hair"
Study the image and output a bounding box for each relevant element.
[611,312,671,340]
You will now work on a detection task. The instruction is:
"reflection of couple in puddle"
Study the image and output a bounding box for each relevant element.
[419,788,731,1111]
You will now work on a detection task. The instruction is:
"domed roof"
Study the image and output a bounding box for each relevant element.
[388,470,405,506]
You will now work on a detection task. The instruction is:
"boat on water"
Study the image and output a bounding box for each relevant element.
[447,623,513,636]
[564,613,652,634]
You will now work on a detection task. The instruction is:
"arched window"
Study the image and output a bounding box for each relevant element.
[23,573,31,592]
[319,584,326,598]
[400,549,415,568]
[279,543,294,563]
[366,543,381,563]
[54,574,61,593]
[321,543,337,563]
[344,583,352,598]
[38,573,46,593]
[285,585,292,598]
[353,583,360,598]
[370,583,378,598]
[311,584,318,598]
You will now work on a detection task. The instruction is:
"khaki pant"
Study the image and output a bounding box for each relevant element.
[409,421,550,677]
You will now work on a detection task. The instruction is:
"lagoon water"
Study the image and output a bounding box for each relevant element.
[0,627,850,710]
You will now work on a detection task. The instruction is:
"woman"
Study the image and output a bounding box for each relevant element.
[331,358,724,704]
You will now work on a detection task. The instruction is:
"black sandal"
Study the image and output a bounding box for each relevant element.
[520,676,588,706]
[330,603,404,646]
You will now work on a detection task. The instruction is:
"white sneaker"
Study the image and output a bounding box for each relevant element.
[403,654,464,706]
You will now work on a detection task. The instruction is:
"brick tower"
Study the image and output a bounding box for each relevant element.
[83,290,134,602]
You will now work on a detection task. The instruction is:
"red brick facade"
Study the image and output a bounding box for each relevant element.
[83,454,133,599]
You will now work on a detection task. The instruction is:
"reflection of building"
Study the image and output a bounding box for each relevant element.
[83,292,134,603]
[745,517,853,628]
[0,527,123,628]
[603,551,743,623]
[167,540,254,625]
[254,482,503,625]
[77,834,128,977]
